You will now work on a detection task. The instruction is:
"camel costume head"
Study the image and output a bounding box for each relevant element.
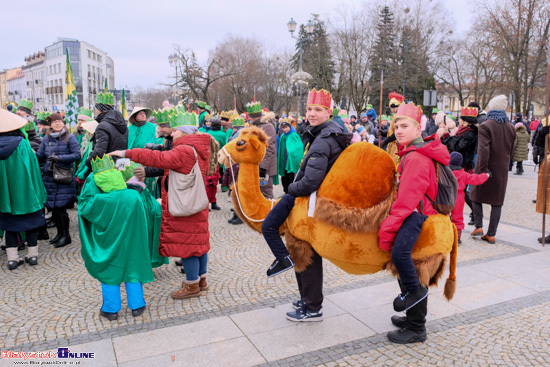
[219,126,458,301]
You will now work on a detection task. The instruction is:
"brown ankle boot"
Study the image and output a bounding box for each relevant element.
[199,274,209,291]
[171,281,201,299]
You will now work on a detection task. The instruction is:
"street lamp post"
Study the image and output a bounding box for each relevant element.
[287,18,314,117]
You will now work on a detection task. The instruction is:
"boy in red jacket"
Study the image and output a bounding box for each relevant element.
[378,102,450,344]
[449,151,489,244]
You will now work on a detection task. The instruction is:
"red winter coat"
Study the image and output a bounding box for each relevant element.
[451,168,489,231]
[378,135,450,251]
[125,134,211,258]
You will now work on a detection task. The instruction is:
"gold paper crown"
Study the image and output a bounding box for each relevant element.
[91,155,116,174]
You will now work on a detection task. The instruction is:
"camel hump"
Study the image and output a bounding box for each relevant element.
[318,142,396,209]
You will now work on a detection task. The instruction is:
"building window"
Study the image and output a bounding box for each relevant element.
[98,55,102,63]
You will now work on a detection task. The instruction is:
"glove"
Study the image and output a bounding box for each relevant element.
[144,143,164,151]
[47,155,60,162]
[133,166,146,180]
[259,167,267,178]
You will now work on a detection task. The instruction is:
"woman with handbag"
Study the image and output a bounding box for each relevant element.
[36,113,81,248]
[108,112,212,299]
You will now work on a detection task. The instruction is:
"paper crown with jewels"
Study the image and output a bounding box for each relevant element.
[78,107,93,119]
[366,104,373,110]
[91,155,116,174]
[170,111,197,128]
[197,101,207,109]
[307,89,332,109]
[96,92,114,105]
[220,111,232,120]
[394,102,422,124]
[432,107,439,114]
[175,105,186,114]
[231,117,245,127]
[205,104,211,112]
[18,99,33,112]
[35,111,51,121]
[331,107,340,117]
[23,120,36,131]
[460,107,478,118]
[119,161,142,182]
[153,109,172,124]
[246,102,262,114]
[388,92,404,107]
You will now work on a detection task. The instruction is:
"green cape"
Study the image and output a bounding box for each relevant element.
[143,136,166,199]
[79,174,159,285]
[128,122,157,149]
[277,131,304,177]
[0,139,46,215]
[76,138,93,180]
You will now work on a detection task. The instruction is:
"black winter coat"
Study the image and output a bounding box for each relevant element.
[26,130,42,153]
[36,130,81,209]
[289,120,351,197]
[449,127,478,171]
[85,110,128,168]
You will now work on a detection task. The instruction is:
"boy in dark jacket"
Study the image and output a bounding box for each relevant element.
[378,102,450,344]
[261,88,351,322]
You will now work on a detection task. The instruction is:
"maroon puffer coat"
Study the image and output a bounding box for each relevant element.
[125,133,211,258]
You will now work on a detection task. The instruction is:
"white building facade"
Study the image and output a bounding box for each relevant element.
[22,52,47,112]
[7,68,26,104]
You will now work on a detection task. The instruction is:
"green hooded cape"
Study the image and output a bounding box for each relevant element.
[79,174,159,285]
[0,139,46,215]
[128,122,157,150]
[277,130,304,178]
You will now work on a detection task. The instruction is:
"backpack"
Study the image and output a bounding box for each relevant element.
[401,150,458,215]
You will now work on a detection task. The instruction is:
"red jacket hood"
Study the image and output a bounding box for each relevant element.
[173,133,211,161]
[397,134,450,165]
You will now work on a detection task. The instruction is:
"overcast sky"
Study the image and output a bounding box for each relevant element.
[1,0,472,90]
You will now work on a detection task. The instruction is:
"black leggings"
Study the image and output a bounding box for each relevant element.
[5,229,38,248]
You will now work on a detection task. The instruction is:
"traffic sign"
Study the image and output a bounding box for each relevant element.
[52,106,58,111]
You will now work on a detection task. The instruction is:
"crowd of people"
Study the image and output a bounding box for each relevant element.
[0,87,543,344]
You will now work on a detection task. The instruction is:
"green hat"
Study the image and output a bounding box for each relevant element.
[380,115,389,121]
[339,113,349,119]
[91,155,116,174]
[170,111,197,128]
[331,107,340,117]
[432,108,439,114]
[92,156,127,193]
[96,92,114,105]
[119,161,142,182]
[18,99,33,113]
[366,104,373,110]
[175,105,186,114]
[246,101,262,115]
[197,101,207,109]
[78,107,93,119]
[35,111,51,122]
[153,109,172,124]
[205,104,211,112]
[448,115,455,121]
[232,117,245,127]
[23,120,36,132]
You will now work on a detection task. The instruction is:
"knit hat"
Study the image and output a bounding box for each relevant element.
[514,122,524,129]
[486,95,508,112]
[449,151,463,167]
[48,113,65,125]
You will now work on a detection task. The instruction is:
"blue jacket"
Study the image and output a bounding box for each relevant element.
[36,130,81,209]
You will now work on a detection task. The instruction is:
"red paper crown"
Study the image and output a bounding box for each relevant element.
[394,102,422,124]
[307,89,332,109]
[460,107,478,118]
[388,92,404,106]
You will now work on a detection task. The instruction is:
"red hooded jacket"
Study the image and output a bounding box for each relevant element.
[378,135,450,251]
[126,133,212,258]
[451,168,489,231]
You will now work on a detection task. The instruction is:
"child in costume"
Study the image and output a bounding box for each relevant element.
[79,156,158,321]
[378,102,450,344]
[448,151,489,244]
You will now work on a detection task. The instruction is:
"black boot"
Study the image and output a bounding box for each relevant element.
[37,226,49,241]
[54,212,71,248]
[49,212,62,244]
[211,203,221,210]
[467,212,475,226]
[231,214,243,225]
[538,234,550,243]
[387,295,428,344]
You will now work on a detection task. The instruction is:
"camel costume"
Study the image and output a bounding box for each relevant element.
[219,105,458,298]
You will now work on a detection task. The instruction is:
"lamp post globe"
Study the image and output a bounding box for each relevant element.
[287,18,297,33]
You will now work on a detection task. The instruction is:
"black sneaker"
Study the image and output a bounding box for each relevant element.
[266,255,294,277]
[538,235,550,243]
[25,256,38,266]
[292,299,305,310]
[99,310,118,321]
[393,286,428,312]
[458,239,462,245]
[387,327,427,344]
[132,305,146,317]
[390,315,407,328]
[286,306,323,322]
[8,260,24,270]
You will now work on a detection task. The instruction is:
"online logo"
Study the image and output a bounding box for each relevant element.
[57,348,95,359]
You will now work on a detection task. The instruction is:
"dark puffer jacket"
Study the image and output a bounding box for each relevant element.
[36,130,81,209]
[26,130,42,153]
[289,120,351,197]
[448,126,478,171]
[85,110,128,168]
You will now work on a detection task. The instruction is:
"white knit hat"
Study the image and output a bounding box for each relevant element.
[486,95,508,112]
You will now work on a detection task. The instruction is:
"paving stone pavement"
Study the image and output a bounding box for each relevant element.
[1,170,548,366]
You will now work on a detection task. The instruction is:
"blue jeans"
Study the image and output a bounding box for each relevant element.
[391,212,427,292]
[101,282,145,313]
[261,194,295,260]
[181,253,208,281]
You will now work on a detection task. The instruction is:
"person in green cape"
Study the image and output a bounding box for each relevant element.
[127,107,156,149]
[0,109,47,269]
[277,119,304,194]
[79,155,158,321]
[197,101,208,128]
[75,107,94,148]
[75,119,99,185]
